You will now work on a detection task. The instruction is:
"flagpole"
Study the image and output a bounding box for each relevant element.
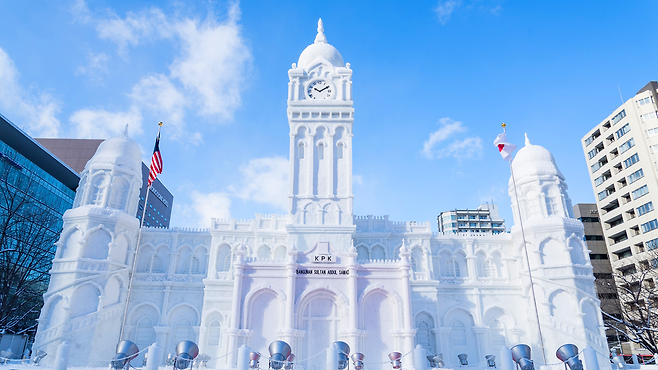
[503,123,547,364]
[119,122,163,341]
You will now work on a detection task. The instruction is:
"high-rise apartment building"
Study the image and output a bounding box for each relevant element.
[437,203,506,234]
[36,138,173,228]
[582,81,658,265]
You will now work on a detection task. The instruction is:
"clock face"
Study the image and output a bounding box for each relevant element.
[307,80,333,100]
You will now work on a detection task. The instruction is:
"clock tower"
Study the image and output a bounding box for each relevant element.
[287,19,355,249]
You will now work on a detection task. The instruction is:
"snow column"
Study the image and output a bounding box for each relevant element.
[345,244,359,350]
[398,243,416,370]
[282,244,297,346]
[228,244,247,366]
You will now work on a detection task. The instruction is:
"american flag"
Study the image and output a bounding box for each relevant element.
[148,131,163,186]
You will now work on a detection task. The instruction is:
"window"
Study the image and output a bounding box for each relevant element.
[451,321,467,345]
[615,248,633,260]
[619,138,635,154]
[207,321,221,346]
[637,96,654,107]
[628,168,644,184]
[336,142,344,159]
[469,223,477,227]
[615,123,630,139]
[632,185,649,200]
[589,253,608,259]
[481,260,497,278]
[642,112,658,122]
[185,257,200,274]
[579,217,600,223]
[623,153,639,168]
[444,259,460,277]
[598,189,611,201]
[646,238,658,251]
[611,109,627,125]
[637,202,654,216]
[591,158,608,173]
[298,141,305,159]
[641,219,658,233]
[647,127,658,137]
[587,148,599,159]
[318,142,325,160]
[585,136,594,146]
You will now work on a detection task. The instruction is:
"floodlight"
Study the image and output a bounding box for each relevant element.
[388,352,402,370]
[351,353,365,370]
[457,354,468,366]
[174,340,199,370]
[143,350,149,367]
[31,350,47,365]
[427,354,444,368]
[268,341,291,370]
[612,356,626,369]
[111,340,139,370]
[510,345,534,370]
[250,352,261,369]
[194,353,211,368]
[485,355,495,368]
[167,353,175,366]
[555,344,582,370]
[285,353,295,370]
[333,341,350,370]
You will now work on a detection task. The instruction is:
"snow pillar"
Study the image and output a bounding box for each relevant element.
[237,345,250,370]
[227,244,247,366]
[398,242,416,370]
[326,344,339,370]
[499,346,514,370]
[145,343,162,370]
[582,345,599,370]
[53,341,70,370]
[413,345,426,370]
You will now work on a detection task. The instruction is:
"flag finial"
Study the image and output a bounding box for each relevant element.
[158,121,163,126]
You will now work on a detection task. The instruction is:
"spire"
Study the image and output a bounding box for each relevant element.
[314,18,327,44]
[525,133,531,146]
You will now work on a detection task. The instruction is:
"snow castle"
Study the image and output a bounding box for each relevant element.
[33,20,607,369]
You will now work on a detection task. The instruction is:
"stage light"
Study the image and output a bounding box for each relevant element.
[485,355,495,368]
[268,341,291,370]
[351,353,365,370]
[388,352,402,370]
[426,354,444,368]
[194,353,211,368]
[555,344,582,370]
[111,340,139,370]
[457,354,468,366]
[31,350,47,365]
[333,341,350,370]
[250,352,261,369]
[510,345,534,370]
[285,353,295,370]
[174,340,199,370]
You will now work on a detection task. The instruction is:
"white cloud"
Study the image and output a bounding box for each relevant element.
[129,74,188,137]
[76,51,109,83]
[0,47,61,137]
[353,175,364,186]
[422,117,482,160]
[422,117,466,158]
[190,190,232,228]
[435,0,462,24]
[96,8,172,56]
[232,156,289,211]
[69,105,142,138]
[170,5,251,118]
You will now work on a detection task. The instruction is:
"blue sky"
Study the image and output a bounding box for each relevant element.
[1,0,657,229]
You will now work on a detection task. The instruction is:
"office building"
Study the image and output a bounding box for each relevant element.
[573,203,622,349]
[438,203,506,234]
[0,114,77,340]
[36,138,173,228]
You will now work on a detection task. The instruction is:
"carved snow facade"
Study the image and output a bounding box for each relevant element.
[33,20,607,369]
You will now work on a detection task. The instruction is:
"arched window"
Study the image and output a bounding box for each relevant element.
[451,320,466,345]
[108,179,128,210]
[356,246,369,261]
[318,142,325,160]
[135,317,155,345]
[173,318,193,344]
[207,321,221,346]
[416,318,435,352]
[410,256,418,272]
[545,195,560,216]
[185,257,200,274]
[482,260,496,278]
[488,319,506,346]
[90,175,107,206]
[223,253,235,271]
[336,142,344,159]
[444,259,460,277]
[298,141,305,159]
[147,255,162,273]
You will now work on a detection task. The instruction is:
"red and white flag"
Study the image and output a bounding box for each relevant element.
[493,132,517,161]
[148,131,162,186]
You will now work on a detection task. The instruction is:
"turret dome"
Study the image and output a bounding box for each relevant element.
[511,134,564,181]
[86,127,142,174]
[297,19,345,70]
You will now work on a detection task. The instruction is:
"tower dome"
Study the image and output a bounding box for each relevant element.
[297,19,345,69]
[85,127,142,174]
[510,134,564,182]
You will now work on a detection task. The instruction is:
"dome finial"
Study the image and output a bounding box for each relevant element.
[314,18,327,44]
[525,133,531,146]
[123,124,129,136]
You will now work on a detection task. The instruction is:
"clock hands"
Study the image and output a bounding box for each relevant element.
[318,85,330,92]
